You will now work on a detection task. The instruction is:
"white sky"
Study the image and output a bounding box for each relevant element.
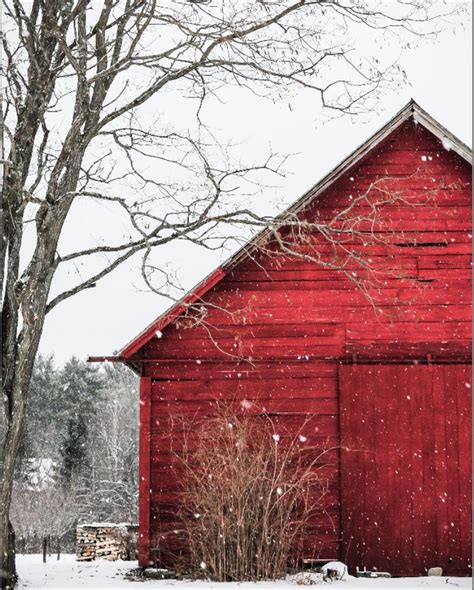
[38,11,472,365]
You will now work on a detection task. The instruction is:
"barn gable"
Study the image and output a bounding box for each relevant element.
[117,99,471,363]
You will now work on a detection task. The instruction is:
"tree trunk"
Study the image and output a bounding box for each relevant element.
[56,538,61,561]
[1,247,60,587]
[42,537,47,564]
[0,518,17,589]
[1,382,28,589]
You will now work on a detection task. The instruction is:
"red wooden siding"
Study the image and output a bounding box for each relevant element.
[339,364,472,576]
[139,124,471,365]
[146,361,341,565]
[138,377,152,566]
[134,118,471,571]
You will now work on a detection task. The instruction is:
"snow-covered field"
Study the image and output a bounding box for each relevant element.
[16,555,471,590]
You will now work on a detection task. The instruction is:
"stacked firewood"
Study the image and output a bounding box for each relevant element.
[76,523,137,561]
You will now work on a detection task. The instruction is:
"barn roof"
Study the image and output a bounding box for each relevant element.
[98,99,472,364]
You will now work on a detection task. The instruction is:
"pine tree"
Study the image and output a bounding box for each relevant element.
[57,358,104,487]
[59,416,89,484]
[16,355,61,482]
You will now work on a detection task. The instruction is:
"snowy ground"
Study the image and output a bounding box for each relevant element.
[16,555,471,590]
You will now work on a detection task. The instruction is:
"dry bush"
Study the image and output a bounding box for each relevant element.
[174,407,333,581]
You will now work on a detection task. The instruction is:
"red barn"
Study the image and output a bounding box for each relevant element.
[94,101,472,576]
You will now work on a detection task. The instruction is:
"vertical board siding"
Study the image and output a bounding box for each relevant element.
[138,119,471,571]
[138,377,152,567]
[339,364,472,576]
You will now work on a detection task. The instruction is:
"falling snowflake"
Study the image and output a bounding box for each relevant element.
[272,434,280,443]
[442,137,453,151]
[299,435,307,443]
[155,330,163,338]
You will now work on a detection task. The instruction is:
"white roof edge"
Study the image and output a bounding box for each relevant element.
[292,100,472,215]
[412,104,472,164]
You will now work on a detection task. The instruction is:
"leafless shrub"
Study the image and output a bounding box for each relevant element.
[172,406,334,581]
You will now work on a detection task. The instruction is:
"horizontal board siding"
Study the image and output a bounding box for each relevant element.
[148,375,341,565]
[150,415,339,440]
[143,360,337,380]
[159,304,470,327]
[151,398,338,415]
[152,377,337,400]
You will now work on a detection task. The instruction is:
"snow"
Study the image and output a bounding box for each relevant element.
[80,523,132,529]
[26,458,56,490]
[16,555,472,590]
[321,561,348,580]
[441,137,453,151]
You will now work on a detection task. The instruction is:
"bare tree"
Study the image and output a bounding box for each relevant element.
[0,0,456,586]
[81,364,139,524]
[9,482,80,562]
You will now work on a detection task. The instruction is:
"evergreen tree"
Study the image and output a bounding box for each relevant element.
[56,358,105,485]
[13,356,138,543]
[16,355,62,482]
[59,416,89,484]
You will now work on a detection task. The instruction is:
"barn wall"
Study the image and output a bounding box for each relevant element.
[138,120,472,568]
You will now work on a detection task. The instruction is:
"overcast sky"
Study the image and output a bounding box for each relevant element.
[38,9,472,366]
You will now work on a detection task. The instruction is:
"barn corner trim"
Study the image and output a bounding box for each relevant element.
[118,98,472,361]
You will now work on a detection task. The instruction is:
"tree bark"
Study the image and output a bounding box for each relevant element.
[1,370,34,588]
[42,537,47,564]
[0,519,17,589]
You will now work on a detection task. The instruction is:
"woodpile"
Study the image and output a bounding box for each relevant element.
[76,523,138,561]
